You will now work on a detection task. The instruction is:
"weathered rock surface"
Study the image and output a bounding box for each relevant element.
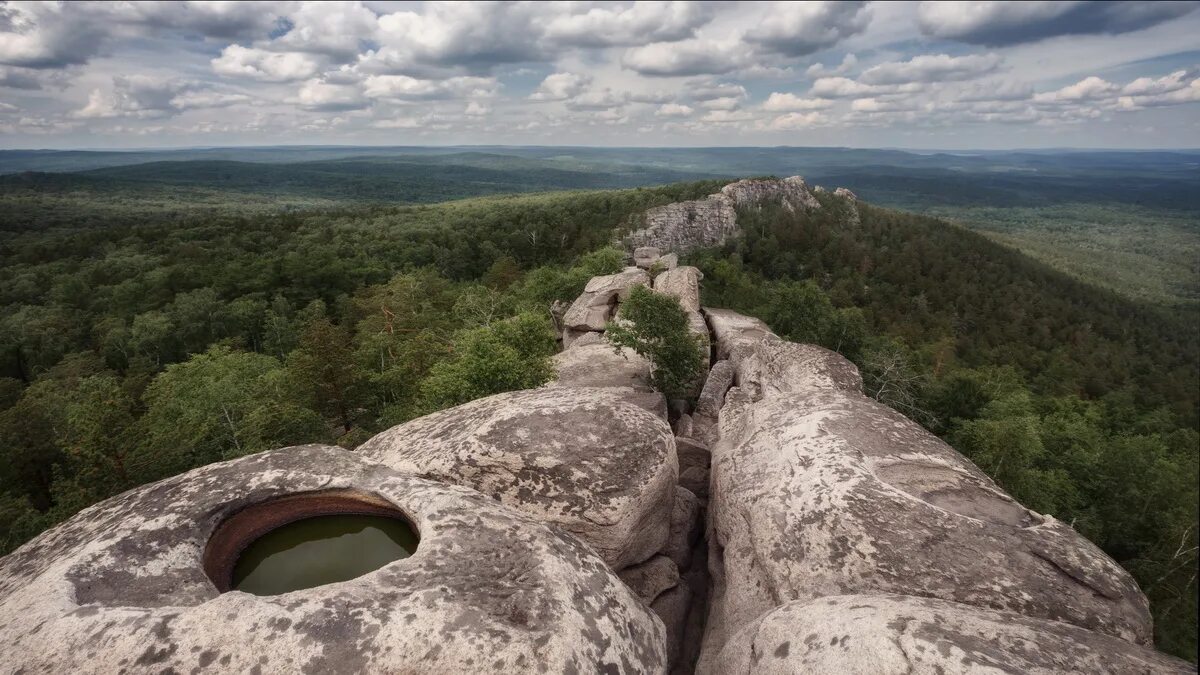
[654,266,703,313]
[563,267,650,331]
[551,332,655,393]
[699,310,1157,667]
[719,176,821,211]
[695,359,734,418]
[358,387,677,570]
[0,445,668,674]
[634,246,662,269]
[834,186,858,201]
[663,487,702,570]
[619,555,680,605]
[623,177,824,255]
[675,437,711,499]
[625,198,738,254]
[709,594,1195,674]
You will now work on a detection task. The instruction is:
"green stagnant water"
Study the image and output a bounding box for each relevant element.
[232,514,418,596]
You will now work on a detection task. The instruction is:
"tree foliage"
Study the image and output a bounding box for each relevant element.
[605,286,704,399]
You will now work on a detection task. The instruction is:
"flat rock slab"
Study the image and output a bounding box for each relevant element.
[358,387,677,570]
[708,594,1195,674]
[0,445,667,674]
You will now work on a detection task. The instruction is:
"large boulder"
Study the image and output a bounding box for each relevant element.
[0,445,667,674]
[654,266,703,313]
[551,332,655,393]
[708,594,1195,674]
[699,311,1157,666]
[358,387,677,570]
[562,267,650,331]
[634,246,662,269]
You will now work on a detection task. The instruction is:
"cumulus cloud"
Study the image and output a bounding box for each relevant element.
[746,1,870,57]
[362,74,496,101]
[296,79,368,111]
[565,89,628,111]
[540,1,716,47]
[851,97,920,113]
[529,72,591,101]
[687,80,748,102]
[655,103,694,117]
[212,45,322,82]
[918,1,1199,46]
[766,111,827,130]
[809,77,921,98]
[859,53,1001,85]
[698,96,742,111]
[805,53,857,78]
[762,93,834,111]
[268,1,378,59]
[75,75,249,119]
[621,39,745,77]
[0,2,108,69]
[1033,76,1119,102]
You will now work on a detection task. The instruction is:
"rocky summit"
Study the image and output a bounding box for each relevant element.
[0,178,1193,674]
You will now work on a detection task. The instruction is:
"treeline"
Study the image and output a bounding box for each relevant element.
[689,193,1198,660]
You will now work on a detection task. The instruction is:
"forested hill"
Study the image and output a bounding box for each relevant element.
[0,154,717,210]
[0,177,1195,659]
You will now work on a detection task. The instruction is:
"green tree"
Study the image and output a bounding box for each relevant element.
[286,317,366,434]
[605,286,704,399]
[418,312,556,412]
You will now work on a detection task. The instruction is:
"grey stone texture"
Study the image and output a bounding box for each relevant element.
[0,445,667,674]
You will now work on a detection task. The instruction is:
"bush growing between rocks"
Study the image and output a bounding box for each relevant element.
[606,286,704,400]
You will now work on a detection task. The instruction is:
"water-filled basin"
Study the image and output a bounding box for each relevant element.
[204,489,419,595]
[232,514,418,595]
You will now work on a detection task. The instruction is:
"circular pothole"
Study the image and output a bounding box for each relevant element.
[204,489,419,596]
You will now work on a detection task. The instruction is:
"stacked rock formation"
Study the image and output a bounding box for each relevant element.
[623,176,822,254]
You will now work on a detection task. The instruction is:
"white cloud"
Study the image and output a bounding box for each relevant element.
[859,53,1001,85]
[530,72,591,101]
[762,93,834,111]
[296,79,368,111]
[212,45,322,82]
[655,103,694,117]
[541,1,716,47]
[75,75,250,119]
[621,39,745,77]
[851,97,920,112]
[362,74,496,101]
[269,1,378,59]
[766,111,827,130]
[1034,76,1119,102]
[699,96,742,111]
[1122,69,1194,96]
[688,81,748,102]
[806,53,858,78]
[565,89,628,111]
[746,1,871,56]
[809,76,921,98]
[465,100,490,116]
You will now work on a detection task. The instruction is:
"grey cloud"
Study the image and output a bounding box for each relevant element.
[859,53,1001,85]
[746,1,870,57]
[918,1,1199,46]
[0,2,108,69]
[75,76,251,119]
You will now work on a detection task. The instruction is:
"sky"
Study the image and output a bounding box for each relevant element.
[1,0,1198,150]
